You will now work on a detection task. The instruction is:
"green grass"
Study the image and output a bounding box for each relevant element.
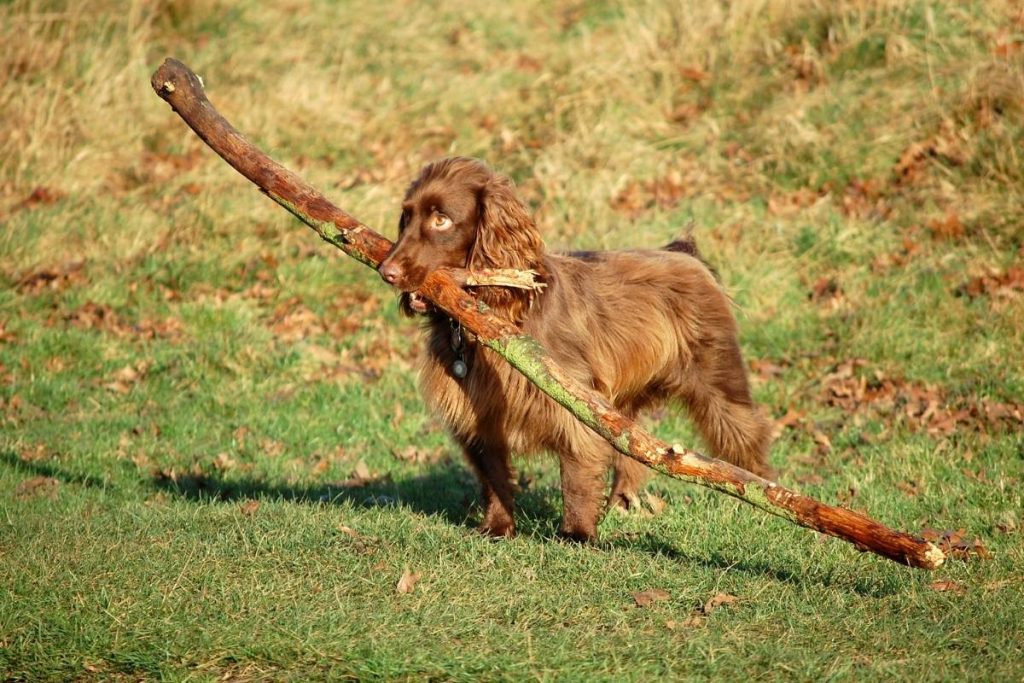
[2,0,1023,680]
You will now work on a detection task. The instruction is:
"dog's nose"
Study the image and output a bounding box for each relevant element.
[378,260,403,285]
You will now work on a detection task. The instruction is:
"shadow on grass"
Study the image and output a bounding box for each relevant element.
[0,450,109,489]
[608,531,904,597]
[1,450,898,595]
[141,456,564,539]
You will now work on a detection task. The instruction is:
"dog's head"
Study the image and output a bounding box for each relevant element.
[378,157,543,319]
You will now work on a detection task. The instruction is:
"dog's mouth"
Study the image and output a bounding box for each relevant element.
[407,292,430,313]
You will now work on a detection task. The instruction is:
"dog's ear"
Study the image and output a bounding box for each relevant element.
[471,175,543,271]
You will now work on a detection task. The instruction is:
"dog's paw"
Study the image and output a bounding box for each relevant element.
[610,491,643,514]
[557,524,598,544]
[478,521,515,539]
[610,491,666,517]
[479,508,515,539]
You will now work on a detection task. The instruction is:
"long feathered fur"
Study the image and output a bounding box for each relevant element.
[378,157,774,540]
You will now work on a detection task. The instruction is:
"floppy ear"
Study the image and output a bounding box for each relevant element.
[471,175,543,272]
[469,174,545,324]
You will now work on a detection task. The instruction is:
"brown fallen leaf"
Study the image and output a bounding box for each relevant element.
[337,524,361,538]
[239,500,260,516]
[897,480,921,498]
[233,425,250,449]
[16,185,66,211]
[632,588,671,608]
[19,444,48,462]
[750,358,788,379]
[927,209,964,241]
[995,512,1018,534]
[260,439,286,458]
[396,568,421,594]
[352,459,373,481]
[663,614,704,630]
[104,361,151,393]
[17,259,83,294]
[213,452,238,471]
[702,592,738,615]
[956,267,1024,299]
[61,301,119,332]
[15,476,60,500]
[809,277,843,304]
[0,320,16,345]
[678,64,711,82]
[393,445,444,465]
[928,579,966,594]
[795,472,824,487]
[81,660,104,674]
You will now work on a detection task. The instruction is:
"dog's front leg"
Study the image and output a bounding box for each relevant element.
[462,441,516,538]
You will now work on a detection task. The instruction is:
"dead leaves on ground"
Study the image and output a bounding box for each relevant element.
[808,276,844,308]
[630,590,739,631]
[816,358,1023,437]
[16,260,87,294]
[392,445,446,466]
[632,588,671,608]
[702,592,739,614]
[920,528,993,561]
[894,122,967,185]
[0,320,15,345]
[928,579,967,594]
[263,293,414,384]
[104,361,151,394]
[11,185,65,213]
[766,356,1024,446]
[239,499,260,516]
[322,459,387,490]
[15,476,60,500]
[956,266,1024,300]
[54,301,184,341]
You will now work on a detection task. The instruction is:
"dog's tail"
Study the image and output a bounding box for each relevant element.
[663,234,700,257]
[664,234,719,280]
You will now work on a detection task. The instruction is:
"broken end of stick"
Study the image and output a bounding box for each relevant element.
[151,57,204,102]
[920,542,946,570]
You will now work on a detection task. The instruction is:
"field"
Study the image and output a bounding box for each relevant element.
[2,0,1023,680]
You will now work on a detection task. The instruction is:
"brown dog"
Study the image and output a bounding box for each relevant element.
[378,157,773,541]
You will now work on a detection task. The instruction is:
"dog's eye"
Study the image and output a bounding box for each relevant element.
[431,213,452,231]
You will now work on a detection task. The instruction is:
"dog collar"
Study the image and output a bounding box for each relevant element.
[449,318,468,379]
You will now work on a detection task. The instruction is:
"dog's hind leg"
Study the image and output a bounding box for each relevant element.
[556,431,616,542]
[609,455,651,511]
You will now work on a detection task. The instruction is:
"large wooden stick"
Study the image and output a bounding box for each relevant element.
[151,58,944,570]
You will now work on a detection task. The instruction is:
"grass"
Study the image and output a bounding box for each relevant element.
[2,0,1023,680]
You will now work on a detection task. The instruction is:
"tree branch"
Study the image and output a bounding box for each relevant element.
[150,58,944,570]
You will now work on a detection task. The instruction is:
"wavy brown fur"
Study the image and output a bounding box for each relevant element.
[378,157,774,541]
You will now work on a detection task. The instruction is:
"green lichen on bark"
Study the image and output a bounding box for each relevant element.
[737,481,801,525]
[269,194,375,269]
[484,334,605,431]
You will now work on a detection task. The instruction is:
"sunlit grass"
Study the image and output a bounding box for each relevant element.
[2,0,1023,680]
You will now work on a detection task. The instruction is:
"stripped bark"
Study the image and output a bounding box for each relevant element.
[150,58,944,570]
[446,267,545,291]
